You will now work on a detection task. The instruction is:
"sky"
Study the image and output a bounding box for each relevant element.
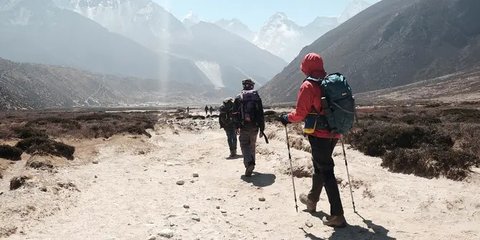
[153,0,380,31]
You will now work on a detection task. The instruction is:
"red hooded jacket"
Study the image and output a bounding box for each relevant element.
[287,53,341,139]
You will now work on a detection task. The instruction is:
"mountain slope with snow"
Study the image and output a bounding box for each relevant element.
[54,0,286,95]
[260,0,480,104]
[0,0,201,81]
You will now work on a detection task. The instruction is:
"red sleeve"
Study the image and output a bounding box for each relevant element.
[287,81,315,123]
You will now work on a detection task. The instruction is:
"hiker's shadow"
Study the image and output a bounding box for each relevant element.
[302,211,396,240]
[225,155,243,160]
[240,172,276,187]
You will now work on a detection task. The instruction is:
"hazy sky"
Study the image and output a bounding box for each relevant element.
[153,0,380,31]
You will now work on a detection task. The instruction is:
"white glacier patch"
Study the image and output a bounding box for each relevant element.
[10,7,31,26]
[195,61,224,89]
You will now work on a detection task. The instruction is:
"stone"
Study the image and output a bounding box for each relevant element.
[183,205,190,209]
[192,217,201,222]
[176,180,185,185]
[148,235,157,240]
[193,173,199,177]
[158,229,174,238]
[259,197,266,202]
[92,160,99,164]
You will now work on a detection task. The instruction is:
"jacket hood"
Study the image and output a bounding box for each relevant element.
[300,53,326,79]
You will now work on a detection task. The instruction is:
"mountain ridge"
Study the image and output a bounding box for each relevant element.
[260,0,480,104]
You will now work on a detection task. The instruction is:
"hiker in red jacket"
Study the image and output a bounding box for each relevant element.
[278,53,346,228]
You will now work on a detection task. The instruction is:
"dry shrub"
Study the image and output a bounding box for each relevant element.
[74,113,122,121]
[349,123,453,156]
[0,145,23,161]
[15,137,75,160]
[383,148,478,181]
[290,136,311,152]
[441,108,480,123]
[264,110,279,122]
[10,176,30,190]
[265,129,277,140]
[444,123,480,165]
[399,115,442,125]
[0,226,17,238]
[190,115,206,120]
[124,125,152,138]
[346,105,480,181]
[26,117,81,130]
[291,165,312,178]
[363,188,375,199]
[25,155,61,170]
[13,127,48,139]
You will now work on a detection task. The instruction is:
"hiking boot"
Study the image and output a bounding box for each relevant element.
[299,193,316,212]
[245,163,255,177]
[323,215,347,228]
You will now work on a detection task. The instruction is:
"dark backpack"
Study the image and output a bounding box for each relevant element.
[239,90,262,124]
[219,102,234,128]
[316,73,356,134]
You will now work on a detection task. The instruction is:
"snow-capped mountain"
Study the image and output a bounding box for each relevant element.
[0,0,195,81]
[218,2,372,62]
[53,0,188,51]
[53,0,286,95]
[215,18,255,41]
[252,13,339,61]
[339,0,372,23]
[182,11,200,27]
[253,13,304,61]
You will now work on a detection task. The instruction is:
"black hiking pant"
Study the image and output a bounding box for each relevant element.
[307,136,344,216]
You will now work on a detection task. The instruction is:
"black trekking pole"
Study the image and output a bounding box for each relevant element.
[284,125,299,212]
[341,137,357,213]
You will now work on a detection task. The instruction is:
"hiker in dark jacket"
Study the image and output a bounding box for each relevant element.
[205,105,209,116]
[278,53,346,228]
[219,97,237,157]
[233,79,265,177]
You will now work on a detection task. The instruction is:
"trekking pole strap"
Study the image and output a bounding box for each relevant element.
[261,131,269,144]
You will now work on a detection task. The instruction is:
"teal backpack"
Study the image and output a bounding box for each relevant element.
[306,73,356,134]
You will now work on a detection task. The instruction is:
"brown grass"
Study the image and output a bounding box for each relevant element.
[0,110,159,140]
[0,145,23,161]
[15,137,75,160]
[347,104,480,180]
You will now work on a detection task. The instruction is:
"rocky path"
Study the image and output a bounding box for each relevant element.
[1,117,480,239]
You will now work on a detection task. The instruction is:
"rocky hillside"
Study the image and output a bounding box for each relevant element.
[260,0,480,104]
[0,57,218,110]
[355,67,480,105]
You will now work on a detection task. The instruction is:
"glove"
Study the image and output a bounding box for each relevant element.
[277,114,290,126]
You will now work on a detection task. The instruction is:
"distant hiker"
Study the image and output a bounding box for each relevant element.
[278,53,347,228]
[219,97,237,157]
[209,106,214,115]
[205,105,209,116]
[233,79,265,177]
[186,106,190,114]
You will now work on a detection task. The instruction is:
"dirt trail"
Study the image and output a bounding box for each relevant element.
[1,116,480,239]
